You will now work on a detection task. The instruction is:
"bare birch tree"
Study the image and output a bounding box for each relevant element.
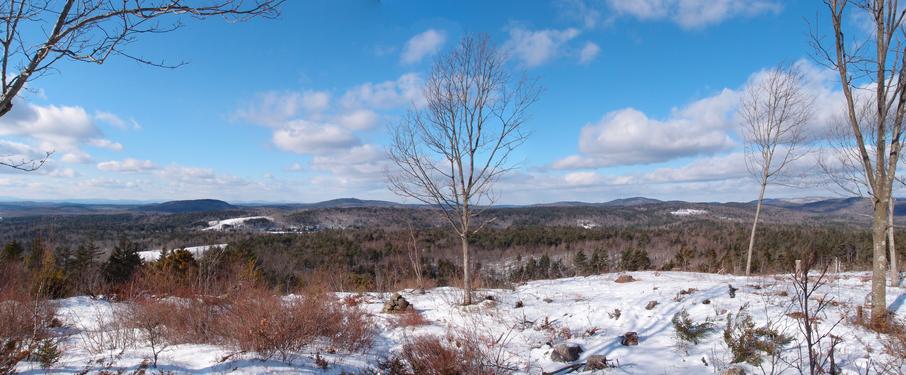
[387,34,539,305]
[740,65,813,276]
[820,99,903,287]
[0,0,283,170]
[813,0,906,325]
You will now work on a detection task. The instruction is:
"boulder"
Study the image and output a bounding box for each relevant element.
[620,331,639,346]
[645,300,658,310]
[550,343,583,362]
[702,299,711,305]
[382,293,411,313]
[614,274,636,283]
[585,354,610,370]
[514,300,524,308]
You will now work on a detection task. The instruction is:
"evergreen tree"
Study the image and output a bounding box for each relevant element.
[157,248,198,274]
[25,237,47,271]
[590,247,610,273]
[0,240,24,263]
[524,257,538,280]
[619,248,652,271]
[67,241,102,295]
[574,250,589,276]
[103,238,143,284]
[35,248,67,298]
[538,254,551,279]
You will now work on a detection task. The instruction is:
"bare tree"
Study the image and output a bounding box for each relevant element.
[740,65,813,276]
[813,0,906,325]
[819,99,903,287]
[0,0,283,170]
[387,34,539,305]
[406,221,425,294]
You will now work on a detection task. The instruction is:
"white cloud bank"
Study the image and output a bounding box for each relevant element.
[0,101,122,165]
[606,0,782,29]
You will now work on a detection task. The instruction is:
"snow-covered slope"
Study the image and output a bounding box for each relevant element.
[137,244,226,262]
[27,271,906,374]
[671,208,708,216]
[203,216,274,231]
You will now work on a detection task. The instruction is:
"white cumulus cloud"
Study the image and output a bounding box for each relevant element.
[272,120,361,155]
[554,89,739,169]
[579,41,600,64]
[401,29,446,64]
[505,27,580,67]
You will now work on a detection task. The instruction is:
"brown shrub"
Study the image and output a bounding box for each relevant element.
[122,298,173,368]
[328,302,375,353]
[399,335,462,375]
[161,296,229,345]
[217,287,374,362]
[393,309,430,328]
[392,332,515,375]
[76,304,137,356]
[0,269,57,373]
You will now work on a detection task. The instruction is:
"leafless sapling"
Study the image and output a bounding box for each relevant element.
[740,65,813,276]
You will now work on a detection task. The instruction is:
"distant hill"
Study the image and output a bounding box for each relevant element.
[0,196,903,224]
[602,197,664,206]
[135,199,238,213]
[762,197,868,214]
[532,197,663,208]
[259,198,405,210]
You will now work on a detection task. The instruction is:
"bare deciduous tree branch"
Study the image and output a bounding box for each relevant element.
[0,0,283,172]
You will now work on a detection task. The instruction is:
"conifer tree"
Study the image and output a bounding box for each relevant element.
[574,250,589,276]
[103,238,143,284]
[0,240,23,263]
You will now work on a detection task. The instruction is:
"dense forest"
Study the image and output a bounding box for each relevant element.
[1,216,897,299]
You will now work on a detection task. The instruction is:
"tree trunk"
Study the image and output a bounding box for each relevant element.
[461,235,472,305]
[889,196,900,287]
[745,181,768,276]
[871,197,889,325]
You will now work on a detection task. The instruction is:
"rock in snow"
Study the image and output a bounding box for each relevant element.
[550,343,583,362]
[621,331,640,346]
[382,293,410,312]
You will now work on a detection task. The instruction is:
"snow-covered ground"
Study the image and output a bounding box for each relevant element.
[19,271,906,374]
[137,244,227,262]
[671,209,708,216]
[203,216,274,231]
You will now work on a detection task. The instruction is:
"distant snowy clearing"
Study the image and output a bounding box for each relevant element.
[671,208,708,216]
[203,216,274,231]
[137,244,226,262]
[28,271,906,374]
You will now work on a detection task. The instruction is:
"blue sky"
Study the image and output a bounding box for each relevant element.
[0,1,857,204]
